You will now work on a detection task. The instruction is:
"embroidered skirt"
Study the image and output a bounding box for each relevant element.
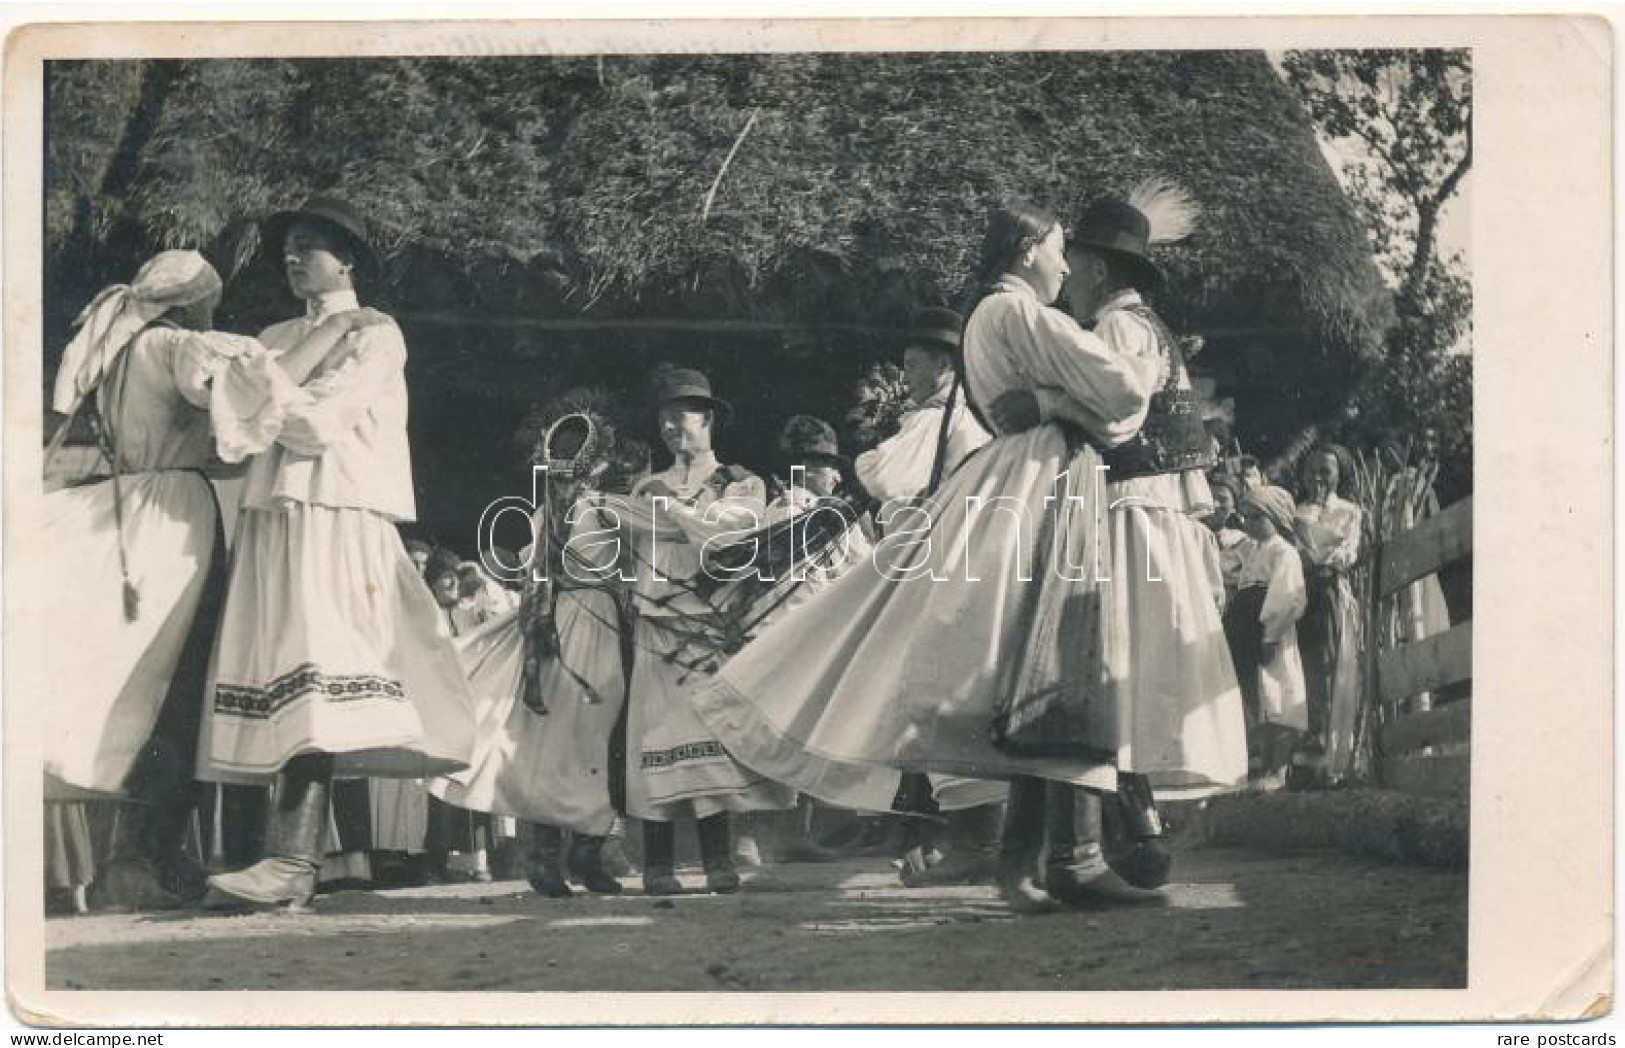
[627,616,795,823]
[199,503,476,785]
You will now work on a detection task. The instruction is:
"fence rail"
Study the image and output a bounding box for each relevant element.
[1370,496,1472,799]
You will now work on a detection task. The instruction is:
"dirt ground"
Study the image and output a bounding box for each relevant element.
[45,843,1466,993]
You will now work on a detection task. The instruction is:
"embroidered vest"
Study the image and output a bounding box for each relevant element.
[1100,304,1216,481]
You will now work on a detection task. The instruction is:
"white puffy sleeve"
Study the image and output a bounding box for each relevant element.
[153,329,301,465]
[1260,543,1309,642]
[275,323,407,455]
[854,408,940,501]
[1021,304,1150,447]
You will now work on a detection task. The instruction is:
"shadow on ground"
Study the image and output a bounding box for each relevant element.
[46,846,1465,992]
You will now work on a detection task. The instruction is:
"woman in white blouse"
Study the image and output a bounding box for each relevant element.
[690,199,1153,913]
[1293,444,1365,783]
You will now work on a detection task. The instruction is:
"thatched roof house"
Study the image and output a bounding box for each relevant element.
[44,51,1390,544]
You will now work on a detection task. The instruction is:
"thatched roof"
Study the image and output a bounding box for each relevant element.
[45,51,1391,356]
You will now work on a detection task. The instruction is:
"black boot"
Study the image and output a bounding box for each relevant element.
[527,824,574,898]
[221,784,269,868]
[641,820,683,896]
[1103,773,1173,890]
[91,793,205,912]
[696,813,740,894]
[995,777,1060,914]
[568,835,624,894]
[1046,783,1166,908]
[206,754,331,912]
[599,816,636,878]
[144,780,208,903]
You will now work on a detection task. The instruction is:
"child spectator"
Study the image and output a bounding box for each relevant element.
[1223,485,1308,791]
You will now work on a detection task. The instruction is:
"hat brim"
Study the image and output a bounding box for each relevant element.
[904,329,961,355]
[655,394,733,427]
[262,210,380,278]
[792,450,852,474]
[1071,239,1164,291]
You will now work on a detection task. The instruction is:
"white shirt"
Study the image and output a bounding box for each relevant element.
[853,375,991,501]
[1235,533,1308,643]
[1035,288,1213,515]
[962,276,1148,452]
[240,290,417,521]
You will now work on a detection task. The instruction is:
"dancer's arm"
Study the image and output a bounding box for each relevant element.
[275,317,406,454]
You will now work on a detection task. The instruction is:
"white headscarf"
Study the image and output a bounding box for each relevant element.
[52,249,222,415]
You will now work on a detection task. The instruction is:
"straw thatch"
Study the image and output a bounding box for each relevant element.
[46,51,1389,352]
[43,51,1393,542]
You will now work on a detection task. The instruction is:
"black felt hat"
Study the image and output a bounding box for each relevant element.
[262,195,380,278]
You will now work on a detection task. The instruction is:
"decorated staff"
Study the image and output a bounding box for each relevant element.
[431,390,643,897]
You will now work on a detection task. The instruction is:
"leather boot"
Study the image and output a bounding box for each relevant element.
[144,781,208,903]
[900,802,1001,887]
[641,819,683,896]
[776,797,840,863]
[568,834,624,895]
[527,823,574,898]
[599,816,636,877]
[91,793,205,912]
[696,813,740,894]
[206,754,330,912]
[1046,782,1166,908]
[995,777,1060,914]
[1103,773,1173,890]
[221,784,269,869]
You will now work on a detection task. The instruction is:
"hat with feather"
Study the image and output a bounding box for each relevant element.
[1069,178,1200,292]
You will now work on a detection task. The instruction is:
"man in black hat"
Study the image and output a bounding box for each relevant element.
[988,185,1247,906]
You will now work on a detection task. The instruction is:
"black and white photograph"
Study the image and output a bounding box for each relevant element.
[1,12,1611,1029]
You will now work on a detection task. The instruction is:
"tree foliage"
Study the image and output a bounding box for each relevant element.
[1283,49,1473,499]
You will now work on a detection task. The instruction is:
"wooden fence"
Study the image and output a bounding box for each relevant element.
[1368,496,1472,798]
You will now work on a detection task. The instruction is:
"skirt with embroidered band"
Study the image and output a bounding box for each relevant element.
[429,586,626,836]
[626,615,796,823]
[1102,503,1249,799]
[199,502,476,786]
[37,471,220,800]
[690,425,1122,812]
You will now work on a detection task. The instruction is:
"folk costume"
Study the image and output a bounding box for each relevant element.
[1294,465,1365,782]
[430,406,634,897]
[1223,486,1308,783]
[202,198,476,910]
[853,312,991,503]
[36,250,307,908]
[690,275,1150,828]
[614,366,798,894]
[1030,188,1249,802]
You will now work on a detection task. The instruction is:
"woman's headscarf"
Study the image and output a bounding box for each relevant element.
[1242,484,1298,538]
[52,250,222,415]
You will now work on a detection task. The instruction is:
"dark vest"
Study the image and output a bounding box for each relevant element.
[1099,303,1216,482]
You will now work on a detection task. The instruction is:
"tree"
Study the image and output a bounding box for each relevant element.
[1282,49,1473,500]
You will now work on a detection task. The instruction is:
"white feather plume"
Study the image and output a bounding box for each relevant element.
[1128,178,1200,246]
